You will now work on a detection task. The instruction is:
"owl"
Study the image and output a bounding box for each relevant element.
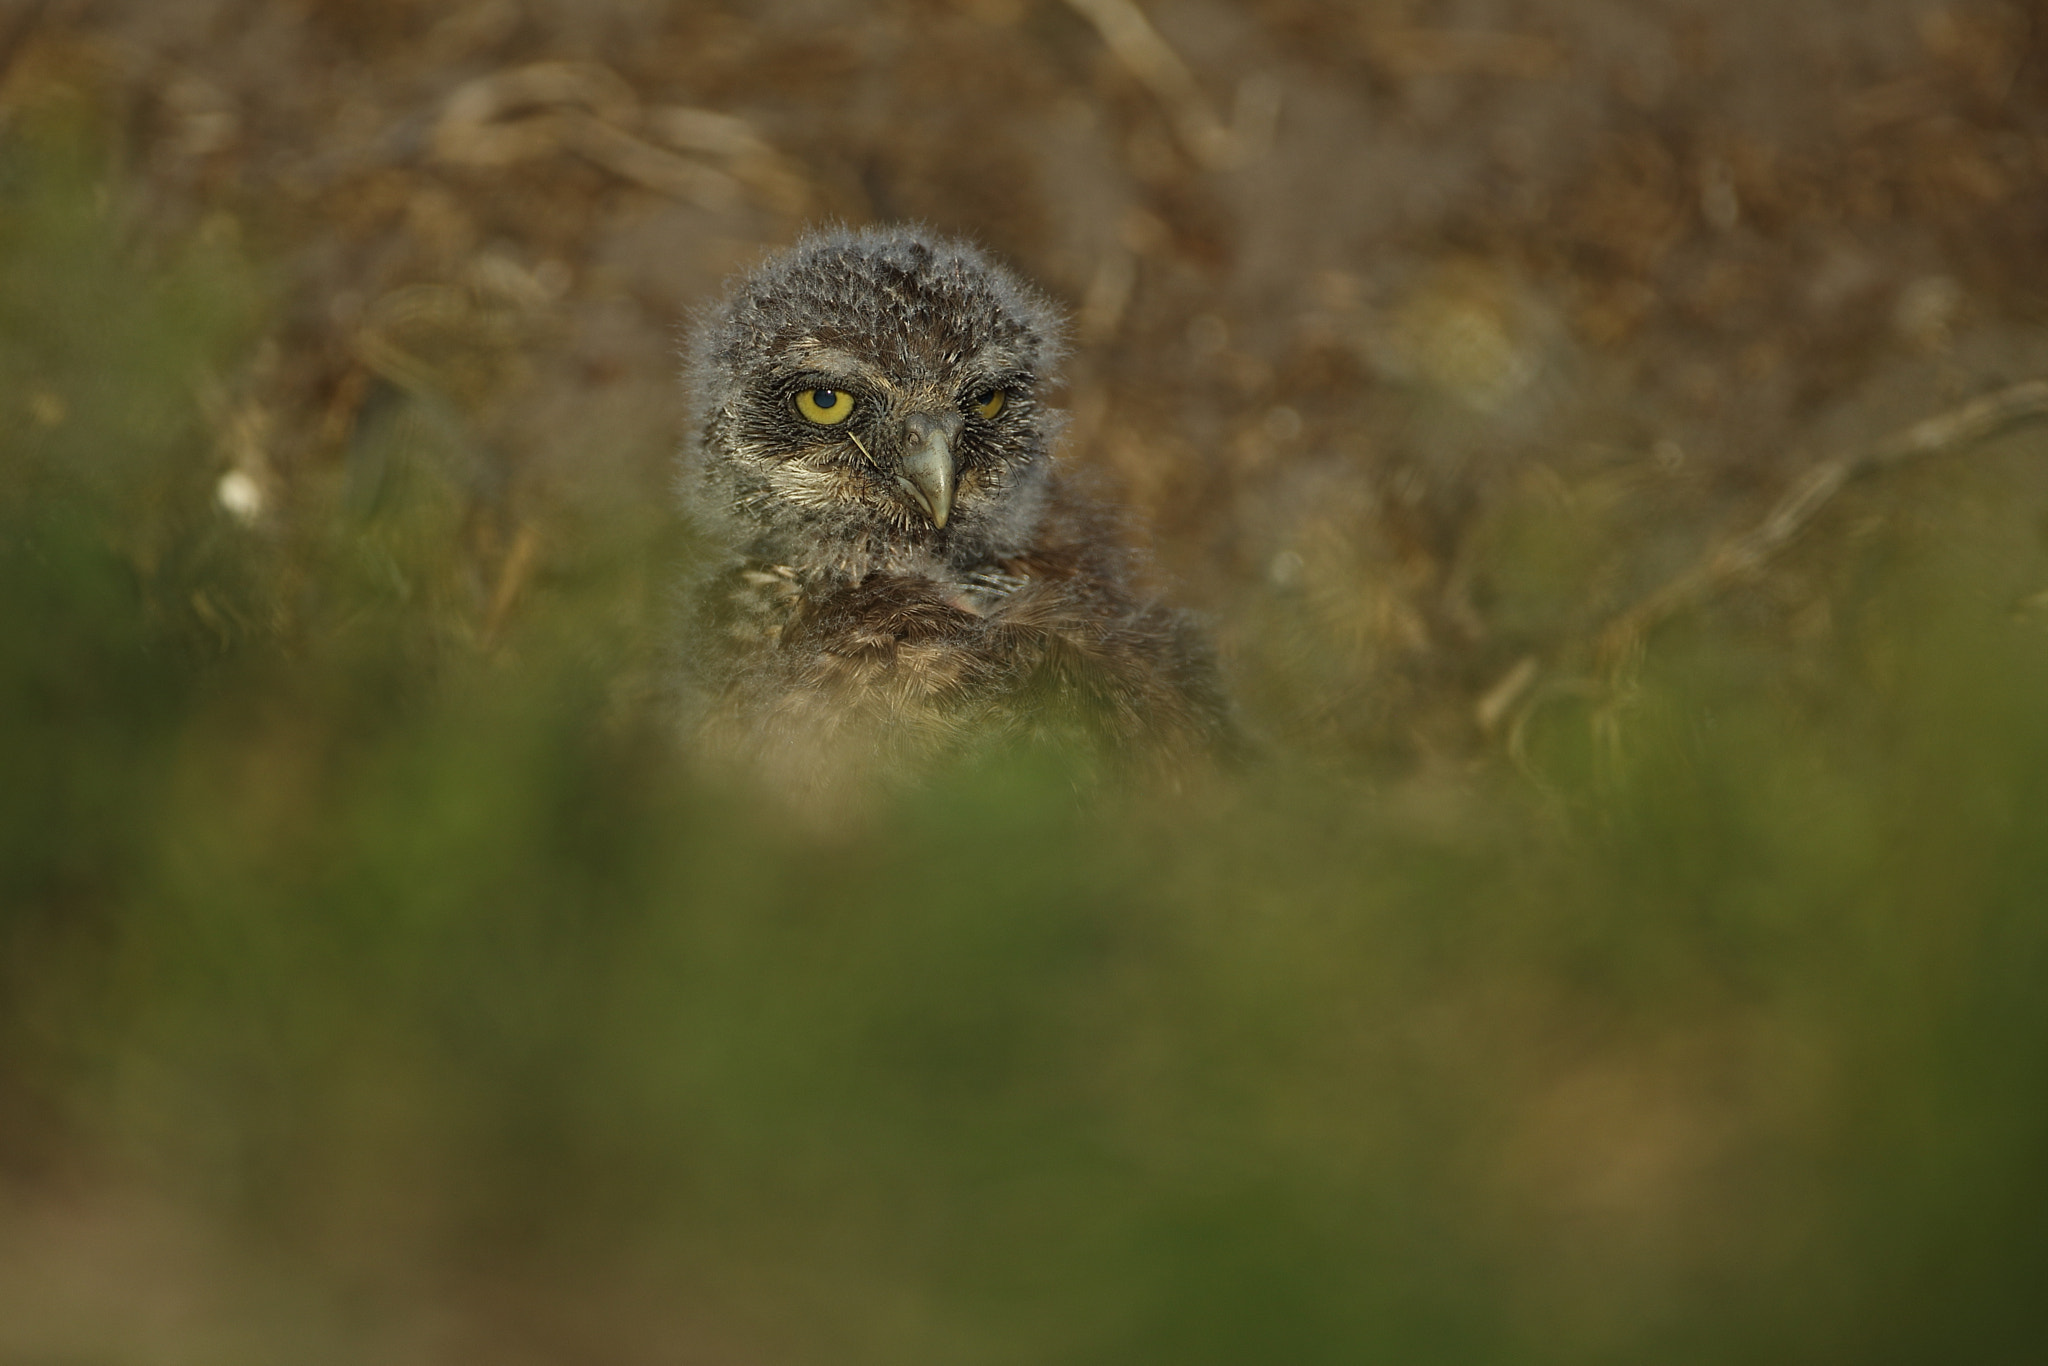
[675,226,1229,809]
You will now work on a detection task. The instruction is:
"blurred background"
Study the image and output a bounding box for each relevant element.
[4,0,2048,1361]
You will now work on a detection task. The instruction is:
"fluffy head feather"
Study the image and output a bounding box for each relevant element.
[682,226,1067,581]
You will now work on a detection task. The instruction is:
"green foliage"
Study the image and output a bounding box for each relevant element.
[4,123,2048,1365]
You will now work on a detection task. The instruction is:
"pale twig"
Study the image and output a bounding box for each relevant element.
[432,61,804,214]
[1062,0,1242,169]
[1474,654,1539,735]
[1486,376,2048,755]
[482,522,542,650]
[557,111,744,211]
[1594,376,2048,673]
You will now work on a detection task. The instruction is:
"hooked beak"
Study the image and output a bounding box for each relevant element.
[895,413,960,529]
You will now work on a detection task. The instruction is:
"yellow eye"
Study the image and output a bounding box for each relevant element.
[973,389,1006,420]
[796,387,855,425]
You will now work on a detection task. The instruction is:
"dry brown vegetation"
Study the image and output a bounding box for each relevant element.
[12,0,2047,758]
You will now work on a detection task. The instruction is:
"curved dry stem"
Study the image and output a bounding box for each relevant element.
[1490,376,2048,756]
[1593,376,2048,676]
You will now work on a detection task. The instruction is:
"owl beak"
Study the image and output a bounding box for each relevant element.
[896,418,959,529]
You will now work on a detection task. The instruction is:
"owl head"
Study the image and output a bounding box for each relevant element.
[682,227,1067,579]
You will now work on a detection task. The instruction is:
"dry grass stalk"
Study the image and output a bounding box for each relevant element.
[1062,0,1242,169]
[1488,376,2048,774]
[432,60,803,213]
[1596,376,2048,673]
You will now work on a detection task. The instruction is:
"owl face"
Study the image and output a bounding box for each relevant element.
[685,229,1066,578]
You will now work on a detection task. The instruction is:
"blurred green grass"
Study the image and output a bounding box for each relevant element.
[5,111,2048,1365]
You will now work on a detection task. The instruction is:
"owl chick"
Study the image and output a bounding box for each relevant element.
[675,226,1228,807]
